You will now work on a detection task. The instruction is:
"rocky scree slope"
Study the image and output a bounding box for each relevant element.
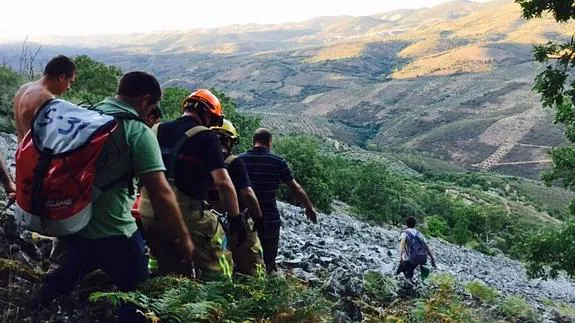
[277,201,575,319]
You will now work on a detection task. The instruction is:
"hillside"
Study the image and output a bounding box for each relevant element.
[1,0,574,179]
[0,125,574,320]
[2,199,575,322]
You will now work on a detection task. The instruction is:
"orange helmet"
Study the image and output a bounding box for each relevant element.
[182,89,223,117]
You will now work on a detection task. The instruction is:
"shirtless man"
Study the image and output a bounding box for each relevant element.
[13,55,76,272]
[13,55,76,143]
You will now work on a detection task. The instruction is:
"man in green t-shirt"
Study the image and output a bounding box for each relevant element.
[29,72,194,322]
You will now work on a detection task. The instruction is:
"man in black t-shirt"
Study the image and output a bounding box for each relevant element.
[139,89,245,277]
[240,128,317,273]
[209,119,264,275]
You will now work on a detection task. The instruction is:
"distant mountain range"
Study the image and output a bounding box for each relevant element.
[1,0,573,179]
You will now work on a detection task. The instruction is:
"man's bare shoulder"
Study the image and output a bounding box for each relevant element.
[14,81,38,97]
[14,81,54,107]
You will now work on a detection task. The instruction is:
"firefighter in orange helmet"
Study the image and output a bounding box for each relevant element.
[139,89,245,277]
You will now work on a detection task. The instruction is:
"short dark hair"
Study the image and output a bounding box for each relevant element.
[406,216,416,228]
[253,128,272,145]
[117,71,162,104]
[149,106,163,119]
[43,55,76,78]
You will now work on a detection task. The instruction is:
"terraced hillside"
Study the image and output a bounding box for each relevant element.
[243,112,333,137]
[0,0,572,179]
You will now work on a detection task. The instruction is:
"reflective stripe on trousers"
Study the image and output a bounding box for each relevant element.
[139,191,233,277]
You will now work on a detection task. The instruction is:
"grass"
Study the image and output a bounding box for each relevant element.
[555,303,575,319]
[393,46,496,79]
[465,280,499,304]
[362,271,397,305]
[387,151,467,175]
[498,296,539,322]
[407,117,499,149]
[410,273,492,323]
[305,42,366,63]
[404,117,499,165]
[541,298,575,319]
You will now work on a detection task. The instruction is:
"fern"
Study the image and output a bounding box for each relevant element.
[90,273,332,322]
[89,291,149,308]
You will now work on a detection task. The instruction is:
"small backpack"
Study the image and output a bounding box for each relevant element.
[404,230,428,265]
[14,98,141,236]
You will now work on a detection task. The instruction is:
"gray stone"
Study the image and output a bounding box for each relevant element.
[277,200,575,319]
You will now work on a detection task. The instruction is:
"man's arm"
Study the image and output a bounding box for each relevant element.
[399,237,406,262]
[0,152,14,199]
[211,168,240,216]
[286,179,317,223]
[140,171,194,259]
[212,168,247,246]
[425,243,437,268]
[240,186,262,219]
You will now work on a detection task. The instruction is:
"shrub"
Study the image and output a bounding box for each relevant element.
[0,66,23,133]
[425,215,448,238]
[464,280,498,304]
[555,302,575,319]
[384,315,405,323]
[525,219,575,279]
[362,271,397,305]
[274,135,334,212]
[412,273,482,323]
[497,296,538,322]
[541,298,575,320]
[427,273,457,292]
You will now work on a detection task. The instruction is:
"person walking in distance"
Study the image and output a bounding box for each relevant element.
[397,216,437,283]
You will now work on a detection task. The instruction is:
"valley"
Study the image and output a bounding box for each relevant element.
[1,0,573,180]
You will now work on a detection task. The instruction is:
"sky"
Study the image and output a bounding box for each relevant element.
[0,0,487,38]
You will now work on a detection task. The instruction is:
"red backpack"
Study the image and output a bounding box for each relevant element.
[14,98,140,236]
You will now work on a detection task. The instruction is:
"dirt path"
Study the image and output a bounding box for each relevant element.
[491,160,551,166]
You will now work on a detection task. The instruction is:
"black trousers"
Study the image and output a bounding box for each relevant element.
[396,260,419,279]
[255,220,281,273]
[41,232,149,322]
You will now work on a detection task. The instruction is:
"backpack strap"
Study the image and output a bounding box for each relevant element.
[404,230,421,241]
[224,154,238,167]
[89,106,145,195]
[31,149,54,225]
[163,125,211,179]
[89,105,145,124]
[403,230,414,240]
[78,100,95,108]
[105,111,144,122]
[151,123,159,137]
